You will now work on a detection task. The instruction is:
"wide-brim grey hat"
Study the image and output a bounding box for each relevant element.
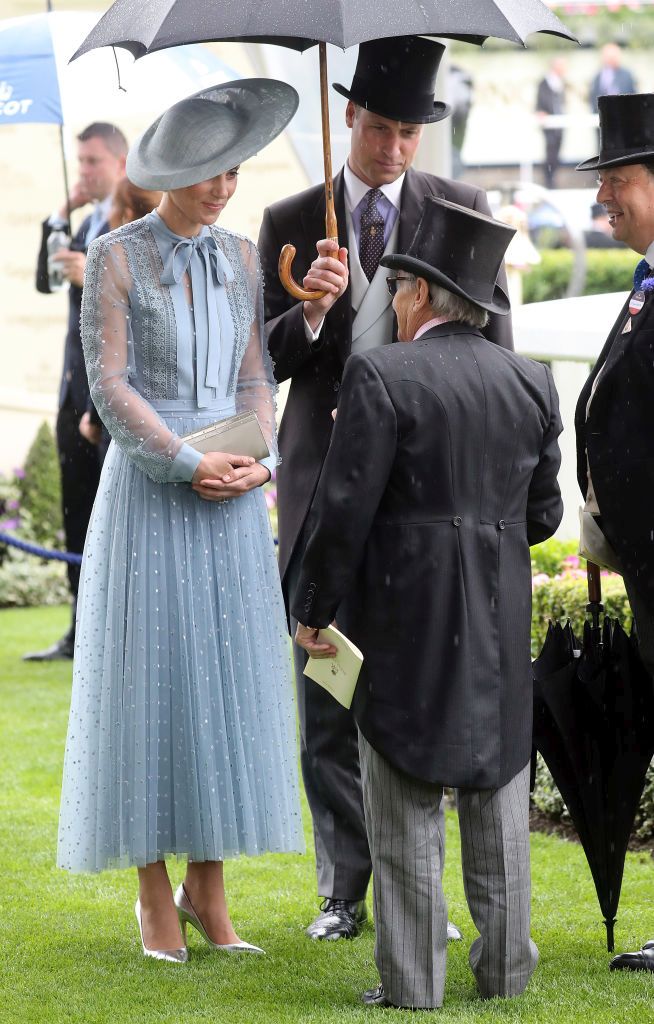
[127,79,299,191]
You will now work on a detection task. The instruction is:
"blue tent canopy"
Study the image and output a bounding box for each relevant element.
[0,16,63,125]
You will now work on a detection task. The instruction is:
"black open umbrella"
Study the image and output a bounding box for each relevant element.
[71,0,575,300]
[533,562,654,951]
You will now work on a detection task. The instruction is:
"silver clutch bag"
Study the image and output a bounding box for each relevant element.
[181,410,270,460]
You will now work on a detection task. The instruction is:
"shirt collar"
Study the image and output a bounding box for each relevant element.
[96,194,112,225]
[413,315,452,340]
[645,240,654,268]
[343,161,405,214]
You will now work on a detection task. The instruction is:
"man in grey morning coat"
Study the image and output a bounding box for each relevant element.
[294,196,563,1009]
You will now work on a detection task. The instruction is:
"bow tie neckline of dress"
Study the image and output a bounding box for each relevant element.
[161,233,235,408]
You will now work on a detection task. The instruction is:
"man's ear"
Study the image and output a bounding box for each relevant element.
[415,276,430,309]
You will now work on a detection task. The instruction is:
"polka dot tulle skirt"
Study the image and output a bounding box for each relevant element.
[57,428,304,873]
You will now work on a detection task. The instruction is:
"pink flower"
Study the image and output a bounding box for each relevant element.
[563,554,580,570]
[265,488,277,510]
[532,573,550,589]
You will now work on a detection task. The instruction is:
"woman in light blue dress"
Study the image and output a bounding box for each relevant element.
[57,80,304,962]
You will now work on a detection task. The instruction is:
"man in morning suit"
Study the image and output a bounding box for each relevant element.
[258,35,514,942]
[294,196,563,1009]
[573,93,654,974]
[26,123,127,661]
[536,57,566,190]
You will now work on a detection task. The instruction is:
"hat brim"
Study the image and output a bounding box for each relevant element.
[576,148,654,171]
[380,253,510,315]
[127,79,299,191]
[332,82,450,124]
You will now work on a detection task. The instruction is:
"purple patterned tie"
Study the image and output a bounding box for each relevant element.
[359,189,385,283]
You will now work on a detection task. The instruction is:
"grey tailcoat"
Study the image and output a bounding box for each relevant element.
[291,325,563,789]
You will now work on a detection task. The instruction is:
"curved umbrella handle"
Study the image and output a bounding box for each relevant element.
[278,244,326,302]
[277,42,338,305]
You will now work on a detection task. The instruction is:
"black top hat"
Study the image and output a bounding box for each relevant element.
[333,36,450,125]
[577,93,654,171]
[380,196,514,315]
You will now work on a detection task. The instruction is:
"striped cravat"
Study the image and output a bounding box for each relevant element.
[633,258,651,290]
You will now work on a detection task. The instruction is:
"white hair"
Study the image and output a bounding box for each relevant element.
[401,274,489,329]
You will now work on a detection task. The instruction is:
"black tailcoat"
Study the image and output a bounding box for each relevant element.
[575,288,654,615]
[259,167,515,601]
[36,215,108,592]
[291,326,563,789]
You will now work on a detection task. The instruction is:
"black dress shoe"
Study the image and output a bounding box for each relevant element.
[362,985,426,1010]
[362,984,396,1008]
[610,943,654,972]
[23,635,75,661]
[306,898,367,940]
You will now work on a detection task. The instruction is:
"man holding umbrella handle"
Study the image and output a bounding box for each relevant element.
[574,92,654,972]
[260,35,514,942]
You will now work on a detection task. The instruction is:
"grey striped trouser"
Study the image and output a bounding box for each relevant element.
[358,732,538,1009]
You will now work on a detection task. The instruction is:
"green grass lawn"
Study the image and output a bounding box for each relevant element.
[2,606,654,1023]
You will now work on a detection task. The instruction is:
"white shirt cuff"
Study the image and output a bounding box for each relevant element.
[303,313,325,343]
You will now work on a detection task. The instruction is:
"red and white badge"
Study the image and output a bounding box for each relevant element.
[629,290,646,315]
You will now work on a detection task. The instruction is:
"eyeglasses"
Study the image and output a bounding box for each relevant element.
[386,275,412,296]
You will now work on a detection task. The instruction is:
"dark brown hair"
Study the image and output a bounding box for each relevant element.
[77,122,128,158]
[109,177,162,229]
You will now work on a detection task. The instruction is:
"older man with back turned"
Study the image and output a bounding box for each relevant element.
[259,35,513,940]
[294,196,563,1008]
[573,93,654,974]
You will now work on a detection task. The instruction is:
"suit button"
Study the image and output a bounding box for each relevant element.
[452,516,462,527]
[333,381,340,392]
[498,520,506,530]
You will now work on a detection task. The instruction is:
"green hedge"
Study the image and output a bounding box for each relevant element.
[522,248,636,304]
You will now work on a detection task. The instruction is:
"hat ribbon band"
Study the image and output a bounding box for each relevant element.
[161,235,235,408]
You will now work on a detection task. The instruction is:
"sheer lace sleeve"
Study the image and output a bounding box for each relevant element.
[82,235,202,484]
[235,238,279,477]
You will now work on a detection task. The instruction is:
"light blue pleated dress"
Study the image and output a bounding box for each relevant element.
[57,211,304,872]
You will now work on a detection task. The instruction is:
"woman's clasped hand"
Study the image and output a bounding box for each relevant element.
[191,452,271,501]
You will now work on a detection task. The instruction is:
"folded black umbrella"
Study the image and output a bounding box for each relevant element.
[533,563,654,951]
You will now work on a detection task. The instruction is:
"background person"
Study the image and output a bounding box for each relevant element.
[589,43,637,115]
[574,93,654,973]
[259,35,513,942]
[294,196,563,1009]
[536,57,566,190]
[57,81,304,963]
[27,122,127,661]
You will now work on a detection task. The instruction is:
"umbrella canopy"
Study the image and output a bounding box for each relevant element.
[0,11,240,128]
[71,0,575,299]
[72,0,576,59]
[533,568,654,952]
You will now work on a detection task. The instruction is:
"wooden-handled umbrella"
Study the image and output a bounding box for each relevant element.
[70,0,576,303]
[278,42,337,302]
